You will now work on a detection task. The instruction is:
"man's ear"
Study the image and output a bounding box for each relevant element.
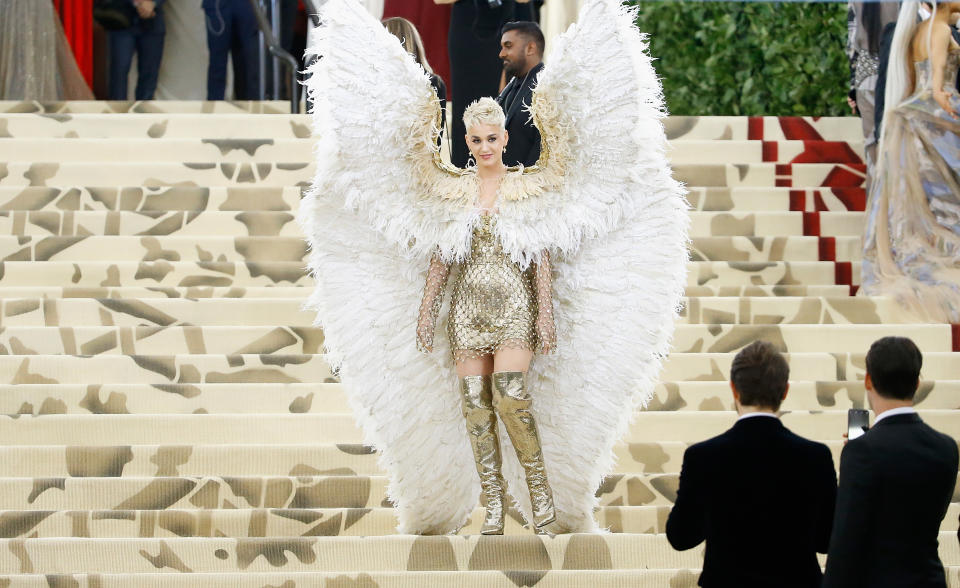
[781,381,790,402]
[729,380,739,401]
[864,373,873,392]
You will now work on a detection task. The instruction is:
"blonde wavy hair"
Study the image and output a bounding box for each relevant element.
[382,17,434,75]
[463,97,506,132]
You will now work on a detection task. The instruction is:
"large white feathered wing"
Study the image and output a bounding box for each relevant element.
[496,1,690,532]
[299,0,477,533]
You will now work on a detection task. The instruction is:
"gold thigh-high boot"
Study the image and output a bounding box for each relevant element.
[459,375,506,535]
[491,371,556,529]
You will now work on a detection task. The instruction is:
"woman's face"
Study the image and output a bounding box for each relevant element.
[465,123,508,168]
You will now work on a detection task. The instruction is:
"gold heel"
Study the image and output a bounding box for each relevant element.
[492,371,556,529]
[459,375,505,535]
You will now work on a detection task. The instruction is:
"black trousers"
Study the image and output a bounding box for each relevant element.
[203,0,260,100]
[108,20,165,100]
[448,0,521,167]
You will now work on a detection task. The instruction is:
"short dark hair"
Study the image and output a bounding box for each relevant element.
[730,341,790,410]
[501,21,545,56]
[865,336,922,401]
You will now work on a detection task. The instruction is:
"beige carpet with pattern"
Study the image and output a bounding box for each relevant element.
[0,100,956,587]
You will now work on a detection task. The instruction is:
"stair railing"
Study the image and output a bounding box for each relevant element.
[246,0,301,113]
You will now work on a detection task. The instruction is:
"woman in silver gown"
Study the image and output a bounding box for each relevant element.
[861,1,960,322]
[0,0,93,100]
[416,97,557,534]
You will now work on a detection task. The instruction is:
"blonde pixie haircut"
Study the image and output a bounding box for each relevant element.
[463,97,506,132]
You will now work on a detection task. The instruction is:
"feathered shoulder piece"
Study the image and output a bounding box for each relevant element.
[300,0,689,534]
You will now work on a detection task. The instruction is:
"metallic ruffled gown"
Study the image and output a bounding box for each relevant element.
[861,50,960,322]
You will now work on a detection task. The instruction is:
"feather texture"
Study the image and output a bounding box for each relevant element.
[299,0,688,533]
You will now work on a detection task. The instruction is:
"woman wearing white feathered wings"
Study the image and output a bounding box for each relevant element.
[298,0,689,535]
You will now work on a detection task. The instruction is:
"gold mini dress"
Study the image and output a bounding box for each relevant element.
[448,214,538,361]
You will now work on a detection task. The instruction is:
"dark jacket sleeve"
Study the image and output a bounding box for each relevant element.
[822,439,877,587]
[666,444,706,551]
[816,443,839,554]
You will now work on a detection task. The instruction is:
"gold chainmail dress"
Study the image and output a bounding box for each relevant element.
[417,214,555,361]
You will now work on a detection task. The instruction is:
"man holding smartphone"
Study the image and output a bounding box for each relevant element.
[666,341,838,587]
[824,337,959,588]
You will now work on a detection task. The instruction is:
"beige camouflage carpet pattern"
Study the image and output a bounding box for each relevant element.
[0,100,957,586]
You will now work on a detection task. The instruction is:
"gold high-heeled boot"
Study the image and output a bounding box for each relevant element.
[491,371,556,529]
[459,375,506,535]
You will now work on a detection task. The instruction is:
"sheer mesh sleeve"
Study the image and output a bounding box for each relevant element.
[534,250,557,354]
[416,253,451,353]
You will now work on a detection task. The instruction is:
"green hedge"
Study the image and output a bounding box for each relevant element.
[630,1,851,116]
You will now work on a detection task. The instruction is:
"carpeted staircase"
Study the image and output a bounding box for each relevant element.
[0,100,957,587]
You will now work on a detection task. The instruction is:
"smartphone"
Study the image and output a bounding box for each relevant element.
[847,408,870,441]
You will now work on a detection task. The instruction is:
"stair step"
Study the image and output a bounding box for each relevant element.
[1,504,956,539]
[669,140,863,164]
[0,210,864,237]
[2,111,862,139]
[0,284,855,299]
[0,298,314,327]
[0,138,863,165]
[0,260,849,287]
[0,186,301,212]
[665,116,863,142]
[0,162,313,188]
[0,296,903,328]
[0,324,947,355]
[0,186,864,213]
[2,352,958,384]
[680,296,905,324]
[689,211,864,237]
[0,440,779,478]
[0,162,863,189]
[0,326,325,355]
[670,324,953,353]
[0,286,311,299]
[0,236,308,262]
[0,113,313,139]
[2,379,956,418]
[0,235,864,263]
[0,139,314,162]
[0,534,955,573]
[0,505,692,538]
[675,163,864,189]
[0,475,647,510]
[0,410,956,446]
[689,236,862,262]
[0,571,707,588]
[0,100,293,114]
[0,571,954,588]
[0,354,334,385]
[0,534,700,572]
[687,187,865,212]
[0,261,309,287]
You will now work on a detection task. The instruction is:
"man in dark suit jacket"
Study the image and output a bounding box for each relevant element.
[496,22,545,168]
[823,336,959,588]
[666,341,838,588]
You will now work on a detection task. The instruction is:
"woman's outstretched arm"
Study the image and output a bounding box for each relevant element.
[416,253,451,353]
[533,250,556,354]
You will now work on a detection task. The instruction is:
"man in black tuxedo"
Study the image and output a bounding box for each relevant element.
[496,22,545,168]
[823,336,959,588]
[666,341,838,588]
